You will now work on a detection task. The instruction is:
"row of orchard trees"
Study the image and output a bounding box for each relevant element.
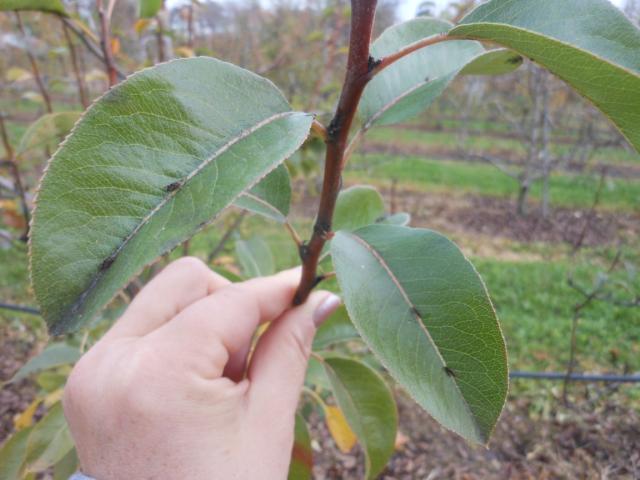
[0,0,398,244]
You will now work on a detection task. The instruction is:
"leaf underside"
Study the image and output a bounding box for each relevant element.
[323,356,398,480]
[234,164,291,222]
[359,17,522,129]
[30,57,312,334]
[17,112,81,157]
[0,0,67,15]
[331,225,508,444]
[451,0,640,152]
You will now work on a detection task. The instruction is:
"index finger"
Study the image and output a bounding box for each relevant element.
[145,267,302,378]
[106,257,231,339]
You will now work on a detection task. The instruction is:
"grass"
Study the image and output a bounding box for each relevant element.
[347,154,640,210]
[365,126,640,166]
[476,257,640,373]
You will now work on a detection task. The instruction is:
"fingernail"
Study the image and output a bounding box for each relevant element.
[313,293,341,327]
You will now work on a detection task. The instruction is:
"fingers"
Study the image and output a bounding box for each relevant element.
[146,268,302,378]
[107,257,230,339]
[247,291,341,415]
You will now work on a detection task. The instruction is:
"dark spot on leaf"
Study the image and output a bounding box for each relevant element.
[411,306,421,317]
[164,181,181,192]
[507,56,522,65]
[444,366,456,378]
[424,76,430,83]
[99,255,116,271]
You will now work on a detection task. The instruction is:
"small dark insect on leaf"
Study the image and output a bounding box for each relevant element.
[507,56,522,65]
[444,366,456,378]
[99,256,115,271]
[164,181,181,192]
[424,76,430,83]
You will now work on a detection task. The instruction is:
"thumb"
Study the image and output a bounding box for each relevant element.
[247,290,341,414]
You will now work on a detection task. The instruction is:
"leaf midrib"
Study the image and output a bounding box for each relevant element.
[342,231,479,434]
[56,110,298,322]
[324,361,374,477]
[450,22,640,79]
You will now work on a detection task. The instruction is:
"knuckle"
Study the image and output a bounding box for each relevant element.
[111,345,160,413]
[63,356,92,408]
[217,284,260,318]
[168,256,210,279]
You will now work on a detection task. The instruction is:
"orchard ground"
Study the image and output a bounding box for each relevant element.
[1,97,639,478]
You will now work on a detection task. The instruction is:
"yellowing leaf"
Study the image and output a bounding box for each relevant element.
[134,18,151,34]
[175,46,195,58]
[44,388,64,407]
[325,405,357,453]
[111,38,121,56]
[14,398,42,431]
[6,67,32,82]
[84,68,108,83]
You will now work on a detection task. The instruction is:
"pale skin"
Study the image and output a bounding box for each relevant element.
[63,257,341,479]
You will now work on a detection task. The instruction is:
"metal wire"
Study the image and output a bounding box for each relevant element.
[0,302,40,315]
[510,371,640,383]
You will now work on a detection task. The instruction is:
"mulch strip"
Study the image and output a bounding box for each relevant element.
[311,389,640,479]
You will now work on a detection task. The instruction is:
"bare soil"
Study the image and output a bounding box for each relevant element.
[293,185,640,250]
[311,388,640,479]
[0,328,38,443]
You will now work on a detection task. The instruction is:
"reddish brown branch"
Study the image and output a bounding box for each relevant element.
[97,0,117,87]
[156,0,166,63]
[0,114,30,240]
[60,16,125,80]
[293,0,378,305]
[62,20,89,109]
[15,12,53,113]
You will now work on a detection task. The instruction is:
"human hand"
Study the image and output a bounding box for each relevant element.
[63,257,341,479]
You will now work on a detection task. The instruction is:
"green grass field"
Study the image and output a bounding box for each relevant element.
[348,154,640,210]
[366,125,640,166]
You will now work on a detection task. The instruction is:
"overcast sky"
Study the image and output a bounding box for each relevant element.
[398,0,625,18]
[169,0,628,19]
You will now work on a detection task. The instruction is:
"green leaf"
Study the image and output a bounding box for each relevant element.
[288,413,313,480]
[459,48,523,75]
[24,402,74,472]
[323,356,398,480]
[451,0,640,152]
[8,342,80,384]
[377,212,410,226]
[0,426,32,480]
[139,0,162,18]
[331,225,507,444]
[233,165,291,222]
[30,57,312,334]
[235,236,275,278]
[359,17,522,128]
[0,0,67,15]
[53,449,78,480]
[333,185,385,232]
[17,112,81,157]
[313,306,359,350]
[305,356,332,391]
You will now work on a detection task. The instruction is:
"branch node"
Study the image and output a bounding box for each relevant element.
[367,55,381,72]
[327,111,343,141]
[298,242,309,261]
[313,221,332,240]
